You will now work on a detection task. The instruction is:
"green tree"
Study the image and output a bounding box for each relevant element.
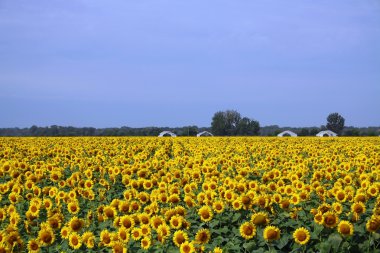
[211,111,227,135]
[326,112,345,135]
[211,110,259,136]
[237,117,260,136]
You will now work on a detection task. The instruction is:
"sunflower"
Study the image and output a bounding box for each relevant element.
[170,215,183,229]
[195,228,211,244]
[323,211,339,228]
[251,212,269,226]
[150,215,164,230]
[180,241,195,253]
[67,201,80,215]
[335,190,346,202]
[337,220,354,236]
[120,215,135,230]
[68,217,84,232]
[60,226,70,239]
[290,194,300,205]
[198,206,213,222]
[232,199,243,210]
[351,202,366,215]
[100,230,113,246]
[42,198,53,210]
[112,241,126,253]
[103,205,117,220]
[140,224,151,237]
[139,213,150,225]
[173,230,188,247]
[314,212,324,225]
[117,227,129,243]
[293,227,310,245]
[263,225,280,241]
[212,200,225,213]
[68,232,82,249]
[27,238,40,253]
[38,227,55,246]
[332,202,343,214]
[366,216,380,233]
[82,231,95,249]
[141,236,151,250]
[239,222,256,240]
[157,224,171,239]
[131,228,142,241]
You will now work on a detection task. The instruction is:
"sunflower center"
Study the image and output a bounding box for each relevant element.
[297,232,307,241]
[267,229,278,240]
[340,224,351,234]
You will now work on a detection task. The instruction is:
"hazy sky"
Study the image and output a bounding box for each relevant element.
[1,0,379,128]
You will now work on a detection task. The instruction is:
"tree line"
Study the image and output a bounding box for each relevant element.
[0,111,378,137]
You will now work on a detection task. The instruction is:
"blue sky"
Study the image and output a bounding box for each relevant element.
[1,0,379,128]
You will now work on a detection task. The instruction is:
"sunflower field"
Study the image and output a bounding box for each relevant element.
[0,137,380,253]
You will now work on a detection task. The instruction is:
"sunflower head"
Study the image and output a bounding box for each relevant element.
[251,212,269,226]
[323,211,339,228]
[337,220,354,236]
[293,227,310,245]
[239,222,256,240]
[198,206,213,222]
[68,232,82,249]
[173,230,188,247]
[180,241,195,253]
[366,216,380,233]
[195,228,211,244]
[263,225,280,241]
[351,202,366,215]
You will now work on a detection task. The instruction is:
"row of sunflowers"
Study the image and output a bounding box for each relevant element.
[0,137,379,252]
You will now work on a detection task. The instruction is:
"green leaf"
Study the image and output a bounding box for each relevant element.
[327,233,342,253]
[275,233,291,249]
[243,241,256,251]
[251,248,265,253]
[318,242,331,253]
[232,213,241,223]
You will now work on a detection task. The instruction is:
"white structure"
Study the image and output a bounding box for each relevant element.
[158,131,177,137]
[196,131,213,137]
[316,130,337,137]
[277,130,297,137]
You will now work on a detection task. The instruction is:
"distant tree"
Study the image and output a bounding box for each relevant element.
[225,110,241,135]
[326,112,345,135]
[211,110,259,136]
[237,117,260,136]
[298,128,310,136]
[211,111,228,135]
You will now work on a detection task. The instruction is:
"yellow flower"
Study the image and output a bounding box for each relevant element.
[38,227,55,246]
[351,202,366,215]
[141,236,151,250]
[239,222,256,240]
[337,220,354,236]
[100,230,113,246]
[120,215,135,230]
[212,200,225,213]
[27,238,40,253]
[173,230,188,247]
[366,216,380,233]
[263,225,280,241]
[195,228,211,244]
[68,232,82,249]
[67,201,80,215]
[180,241,195,253]
[251,212,269,226]
[293,227,310,245]
[82,231,95,249]
[131,228,142,241]
[323,211,339,228]
[198,206,213,222]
